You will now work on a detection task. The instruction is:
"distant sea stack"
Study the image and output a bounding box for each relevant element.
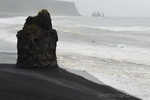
[0,0,80,16]
[92,11,101,17]
[16,9,58,68]
[91,11,104,17]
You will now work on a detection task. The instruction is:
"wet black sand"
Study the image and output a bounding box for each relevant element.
[0,64,141,100]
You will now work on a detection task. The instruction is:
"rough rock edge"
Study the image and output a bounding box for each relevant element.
[16,9,58,68]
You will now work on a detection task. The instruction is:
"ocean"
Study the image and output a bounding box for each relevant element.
[0,16,150,100]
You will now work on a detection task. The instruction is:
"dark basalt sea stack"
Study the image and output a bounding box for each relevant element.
[16,9,58,68]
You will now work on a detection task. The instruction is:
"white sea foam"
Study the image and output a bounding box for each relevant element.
[0,17,25,44]
[58,41,150,66]
[97,26,150,32]
[58,41,150,100]
[76,24,150,32]
[0,17,26,24]
[0,29,16,43]
[1,16,150,100]
[88,70,150,100]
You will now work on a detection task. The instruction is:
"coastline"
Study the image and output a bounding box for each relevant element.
[0,51,143,100]
[0,63,141,100]
[1,16,149,99]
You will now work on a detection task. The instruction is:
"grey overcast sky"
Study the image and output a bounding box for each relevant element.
[61,0,150,17]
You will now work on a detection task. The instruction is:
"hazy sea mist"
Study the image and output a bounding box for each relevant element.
[0,16,150,100]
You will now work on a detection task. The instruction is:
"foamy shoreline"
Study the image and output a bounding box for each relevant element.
[1,16,150,100]
[0,51,146,99]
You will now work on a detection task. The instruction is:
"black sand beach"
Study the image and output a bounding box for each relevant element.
[0,64,141,100]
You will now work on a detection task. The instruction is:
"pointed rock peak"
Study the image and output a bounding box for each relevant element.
[24,9,52,30]
[38,9,51,19]
[38,9,49,15]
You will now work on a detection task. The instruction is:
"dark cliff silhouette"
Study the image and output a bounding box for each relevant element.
[16,9,58,68]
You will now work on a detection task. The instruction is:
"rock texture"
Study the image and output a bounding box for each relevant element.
[16,9,58,68]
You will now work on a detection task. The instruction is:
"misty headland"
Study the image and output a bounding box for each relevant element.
[0,0,80,16]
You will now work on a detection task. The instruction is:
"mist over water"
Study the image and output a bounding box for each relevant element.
[0,16,150,100]
[62,0,150,17]
[44,16,150,100]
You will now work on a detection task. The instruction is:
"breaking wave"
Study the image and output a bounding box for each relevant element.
[76,24,150,32]
[58,42,150,66]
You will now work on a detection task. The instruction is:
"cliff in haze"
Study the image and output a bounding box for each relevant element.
[0,0,80,16]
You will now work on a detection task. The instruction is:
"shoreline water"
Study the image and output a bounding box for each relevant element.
[0,51,146,100]
[0,51,103,84]
[0,16,150,100]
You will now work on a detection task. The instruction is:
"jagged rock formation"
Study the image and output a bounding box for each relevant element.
[91,11,101,17]
[0,0,80,16]
[16,9,58,68]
